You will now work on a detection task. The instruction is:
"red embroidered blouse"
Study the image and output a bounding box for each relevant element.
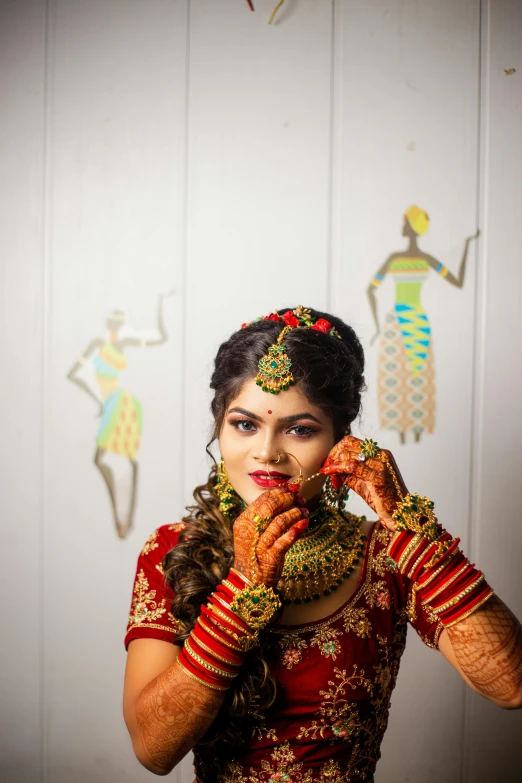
[125,522,444,782]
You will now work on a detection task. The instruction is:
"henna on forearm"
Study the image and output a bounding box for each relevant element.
[135,664,224,774]
[446,595,522,707]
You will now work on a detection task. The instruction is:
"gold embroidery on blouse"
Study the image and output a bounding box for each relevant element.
[294,632,406,781]
[168,522,187,532]
[221,753,352,783]
[126,568,178,635]
[310,626,343,660]
[249,742,313,783]
[297,665,374,741]
[141,529,159,556]
[364,580,391,610]
[278,632,309,669]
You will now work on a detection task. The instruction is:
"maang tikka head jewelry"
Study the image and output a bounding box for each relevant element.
[241,306,342,395]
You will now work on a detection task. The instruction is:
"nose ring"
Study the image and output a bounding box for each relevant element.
[277,450,304,489]
[266,452,281,479]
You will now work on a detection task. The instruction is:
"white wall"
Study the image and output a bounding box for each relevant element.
[1,1,520,782]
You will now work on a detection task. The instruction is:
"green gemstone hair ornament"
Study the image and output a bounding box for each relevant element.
[255,327,295,394]
[247,306,342,395]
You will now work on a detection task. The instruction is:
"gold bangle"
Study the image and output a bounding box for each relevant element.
[185,640,237,678]
[211,595,251,630]
[443,590,495,628]
[229,584,282,632]
[190,634,240,668]
[407,541,437,580]
[229,567,253,586]
[397,534,424,573]
[176,658,228,691]
[416,552,459,592]
[207,604,252,635]
[430,574,485,615]
[197,617,243,653]
[221,578,240,595]
[424,562,470,603]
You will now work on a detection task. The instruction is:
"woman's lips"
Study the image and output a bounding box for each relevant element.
[249,471,290,488]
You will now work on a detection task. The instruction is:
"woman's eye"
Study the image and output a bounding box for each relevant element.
[288,425,315,438]
[230,419,257,433]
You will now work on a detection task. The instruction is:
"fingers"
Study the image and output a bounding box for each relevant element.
[272,519,309,557]
[251,486,298,520]
[259,507,305,549]
[322,458,385,485]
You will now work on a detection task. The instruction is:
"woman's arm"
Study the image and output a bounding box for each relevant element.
[425,229,480,288]
[66,338,104,411]
[122,291,174,348]
[366,256,393,345]
[320,434,522,709]
[438,595,522,709]
[123,639,225,775]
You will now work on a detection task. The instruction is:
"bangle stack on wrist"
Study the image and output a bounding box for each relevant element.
[387,510,493,628]
[177,568,282,691]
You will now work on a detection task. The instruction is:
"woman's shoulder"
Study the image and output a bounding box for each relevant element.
[138,521,187,560]
[124,522,187,649]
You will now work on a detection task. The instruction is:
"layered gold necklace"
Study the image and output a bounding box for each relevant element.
[279,503,366,604]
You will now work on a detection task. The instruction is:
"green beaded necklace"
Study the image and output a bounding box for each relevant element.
[279,501,367,605]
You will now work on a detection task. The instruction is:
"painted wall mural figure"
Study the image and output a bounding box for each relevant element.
[367,206,479,444]
[67,292,172,538]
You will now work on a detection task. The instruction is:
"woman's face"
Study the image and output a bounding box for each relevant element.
[218,378,336,508]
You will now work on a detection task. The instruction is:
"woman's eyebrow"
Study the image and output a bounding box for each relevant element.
[228,407,263,422]
[278,412,323,425]
[227,407,323,425]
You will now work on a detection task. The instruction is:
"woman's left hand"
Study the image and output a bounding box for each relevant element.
[320,435,408,532]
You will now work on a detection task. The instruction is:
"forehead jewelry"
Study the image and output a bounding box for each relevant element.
[241,305,342,395]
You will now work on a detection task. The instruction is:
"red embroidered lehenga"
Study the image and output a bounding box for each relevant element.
[125,522,443,783]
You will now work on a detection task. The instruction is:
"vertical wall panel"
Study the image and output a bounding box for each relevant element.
[184,0,335,492]
[44,2,188,781]
[464,1,522,780]
[0,1,47,780]
[331,1,481,781]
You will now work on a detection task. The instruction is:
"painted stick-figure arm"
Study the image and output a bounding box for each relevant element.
[67,338,104,412]
[122,291,174,348]
[425,229,480,289]
[367,256,394,346]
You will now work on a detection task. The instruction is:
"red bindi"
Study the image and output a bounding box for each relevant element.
[268,410,272,414]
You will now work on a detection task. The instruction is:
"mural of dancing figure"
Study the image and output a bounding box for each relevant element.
[67,292,172,538]
[367,206,479,444]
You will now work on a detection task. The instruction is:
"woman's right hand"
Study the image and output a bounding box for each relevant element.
[233,487,309,589]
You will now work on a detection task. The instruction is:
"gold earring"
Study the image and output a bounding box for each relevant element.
[216,459,239,518]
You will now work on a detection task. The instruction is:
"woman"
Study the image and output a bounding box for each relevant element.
[67,292,172,538]
[123,306,522,782]
[367,205,479,443]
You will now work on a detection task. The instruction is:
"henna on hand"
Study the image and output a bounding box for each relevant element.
[233,487,308,587]
[446,595,522,707]
[321,435,408,530]
[135,663,224,773]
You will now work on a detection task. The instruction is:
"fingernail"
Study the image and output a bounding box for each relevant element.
[296,519,309,532]
[301,508,310,517]
[296,494,306,506]
[319,467,330,474]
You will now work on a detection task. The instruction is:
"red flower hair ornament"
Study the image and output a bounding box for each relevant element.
[240,306,342,395]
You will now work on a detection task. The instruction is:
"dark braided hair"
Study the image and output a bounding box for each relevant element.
[162,308,365,781]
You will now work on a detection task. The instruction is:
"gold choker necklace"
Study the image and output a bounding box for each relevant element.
[279,504,366,604]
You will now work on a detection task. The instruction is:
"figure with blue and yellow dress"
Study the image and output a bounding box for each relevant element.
[367,206,479,444]
[67,292,172,538]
